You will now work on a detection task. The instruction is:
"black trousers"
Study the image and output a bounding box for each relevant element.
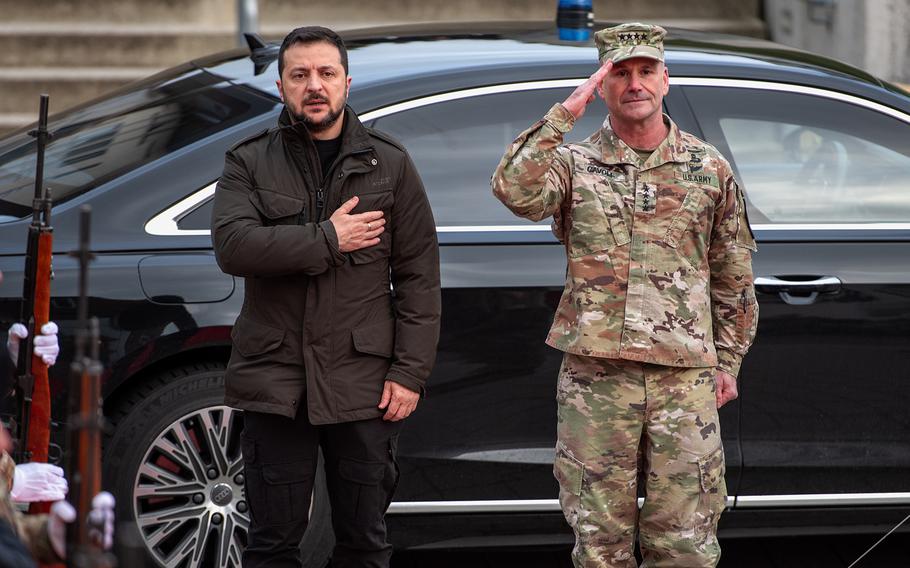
[240,408,402,568]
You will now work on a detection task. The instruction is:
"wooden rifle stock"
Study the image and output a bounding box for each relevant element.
[15,94,54,518]
[65,207,113,567]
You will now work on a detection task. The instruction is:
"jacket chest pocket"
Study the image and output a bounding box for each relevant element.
[249,187,305,226]
[567,182,630,258]
[350,231,392,265]
[664,186,713,270]
[347,185,394,265]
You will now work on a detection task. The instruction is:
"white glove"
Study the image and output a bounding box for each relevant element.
[6,322,59,368]
[47,491,116,559]
[88,491,116,551]
[48,499,76,560]
[11,462,68,503]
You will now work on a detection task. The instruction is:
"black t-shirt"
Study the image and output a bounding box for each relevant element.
[313,136,342,180]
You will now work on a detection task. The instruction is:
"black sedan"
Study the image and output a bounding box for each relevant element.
[1,22,909,568]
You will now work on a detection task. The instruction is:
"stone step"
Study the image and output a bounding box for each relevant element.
[0,24,236,68]
[0,0,232,25]
[0,67,158,115]
[2,0,760,26]
[258,0,761,27]
[257,17,766,40]
[0,113,32,138]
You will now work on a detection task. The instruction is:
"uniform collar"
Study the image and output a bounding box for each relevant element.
[599,114,691,170]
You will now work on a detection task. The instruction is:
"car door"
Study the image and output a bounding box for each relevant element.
[681,80,910,505]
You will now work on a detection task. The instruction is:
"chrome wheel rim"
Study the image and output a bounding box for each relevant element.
[133,405,247,567]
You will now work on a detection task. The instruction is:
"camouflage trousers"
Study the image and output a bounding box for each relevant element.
[554,354,726,568]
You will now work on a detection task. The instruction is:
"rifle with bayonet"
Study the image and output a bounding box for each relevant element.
[14,94,55,517]
[65,206,114,568]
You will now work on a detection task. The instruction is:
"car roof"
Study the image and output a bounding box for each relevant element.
[196,21,909,111]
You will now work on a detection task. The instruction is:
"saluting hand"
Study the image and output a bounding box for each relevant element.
[378,380,419,422]
[330,196,386,253]
[562,60,613,120]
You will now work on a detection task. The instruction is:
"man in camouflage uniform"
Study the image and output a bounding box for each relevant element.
[492,23,758,567]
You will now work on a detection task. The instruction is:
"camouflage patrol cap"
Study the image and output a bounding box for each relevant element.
[595,22,667,64]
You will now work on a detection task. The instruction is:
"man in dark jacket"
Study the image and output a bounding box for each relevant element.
[211,26,441,568]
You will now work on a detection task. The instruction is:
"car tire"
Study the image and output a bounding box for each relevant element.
[105,361,334,567]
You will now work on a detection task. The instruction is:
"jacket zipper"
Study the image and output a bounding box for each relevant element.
[317,148,372,221]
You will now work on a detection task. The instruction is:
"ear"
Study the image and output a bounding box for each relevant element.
[276,79,284,102]
[345,75,352,97]
[661,66,670,96]
[596,77,606,100]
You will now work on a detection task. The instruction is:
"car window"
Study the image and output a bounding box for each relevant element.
[371,88,605,226]
[685,86,910,224]
[0,69,275,223]
[176,197,215,231]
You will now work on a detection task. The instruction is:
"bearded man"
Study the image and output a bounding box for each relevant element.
[212,26,441,568]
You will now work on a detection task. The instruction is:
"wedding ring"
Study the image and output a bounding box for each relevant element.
[367,222,373,230]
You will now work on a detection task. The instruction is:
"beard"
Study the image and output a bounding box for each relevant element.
[292,94,346,133]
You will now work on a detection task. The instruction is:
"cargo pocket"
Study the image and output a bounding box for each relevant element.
[737,291,759,346]
[554,443,585,529]
[553,443,585,496]
[241,436,314,527]
[231,317,284,358]
[695,445,727,540]
[337,458,388,524]
[384,435,401,512]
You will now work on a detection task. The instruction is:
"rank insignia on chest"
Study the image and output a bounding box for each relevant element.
[638,183,657,214]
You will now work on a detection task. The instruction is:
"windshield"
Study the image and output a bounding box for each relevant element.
[0,65,276,223]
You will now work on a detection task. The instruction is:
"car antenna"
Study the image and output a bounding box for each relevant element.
[244,32,268,53]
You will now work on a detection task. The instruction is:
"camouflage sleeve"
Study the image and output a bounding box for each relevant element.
[491,103,575,222]
[708,169,758,378]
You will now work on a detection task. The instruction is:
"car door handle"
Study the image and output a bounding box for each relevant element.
[754,276,842,305]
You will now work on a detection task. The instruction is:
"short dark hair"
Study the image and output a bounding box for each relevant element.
[278,26,349,77]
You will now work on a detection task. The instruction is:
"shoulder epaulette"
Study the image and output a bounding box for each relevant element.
[228,128,270,152]
[366,127,407,153]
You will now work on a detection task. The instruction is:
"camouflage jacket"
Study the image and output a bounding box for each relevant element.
[492,103,757,376]
[0,452,59,564]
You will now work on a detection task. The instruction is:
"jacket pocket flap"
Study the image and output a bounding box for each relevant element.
[338,458,385,485]
[249,188,305,220]
[352,189,393,213]
[231,317,285,357]
[351,318,395,358]
[262,462,311,485]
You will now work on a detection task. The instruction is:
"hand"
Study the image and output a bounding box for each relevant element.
[7,322,60,368]
[330,196,386,253]
[11,462,67,503]
[561,60,613,120]
[48,491,116,559]
[377,380,419,422]
[88,491,116,551]
[716,370,738,408]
